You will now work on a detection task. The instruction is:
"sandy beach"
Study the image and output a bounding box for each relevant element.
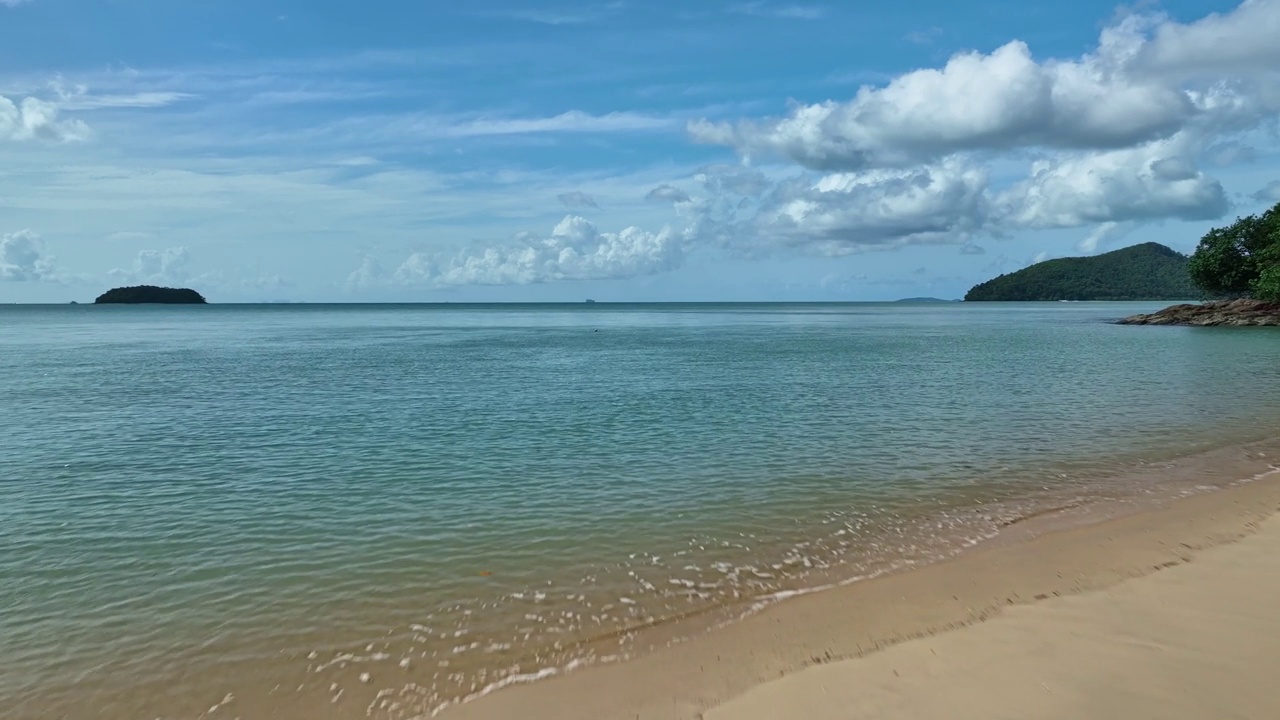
[441,465,1280,720]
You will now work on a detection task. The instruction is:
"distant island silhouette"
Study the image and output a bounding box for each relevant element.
[94,286,208,304]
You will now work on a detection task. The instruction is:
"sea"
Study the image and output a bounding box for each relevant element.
[3,302,1279,719]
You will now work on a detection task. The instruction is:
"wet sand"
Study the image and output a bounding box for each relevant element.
[439,467,1280,720]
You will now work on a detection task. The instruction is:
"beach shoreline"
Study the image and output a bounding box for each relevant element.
[436,449,1280,720]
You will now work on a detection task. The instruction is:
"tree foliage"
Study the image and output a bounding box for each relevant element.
[1187,202,1280,301]
[964,243,1199,301]
[94,285,207,304]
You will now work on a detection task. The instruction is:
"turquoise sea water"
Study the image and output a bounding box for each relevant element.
[3,302,1279,719]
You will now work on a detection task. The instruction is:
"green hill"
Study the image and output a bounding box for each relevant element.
[964,243,1200,301]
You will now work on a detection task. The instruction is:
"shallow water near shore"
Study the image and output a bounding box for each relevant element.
[3,302,1279,719]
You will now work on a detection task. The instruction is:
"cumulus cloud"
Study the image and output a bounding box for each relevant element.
[738,161,990,255]
[346,255,386,289]
[1131,0,1280,76]
[107,246,287,296]
[0,230,58,281]
[661,0,1280,263]
[998,136,1227,227]
[691,1,1280,171]
[1253,180,1280,202]
[691,41,1190,169]
[111,246,193,285]
[645,184,691,203]
[338,1,1279,290]
[387,215,683,287]
[557,191,599,208]
[0,95,90,142]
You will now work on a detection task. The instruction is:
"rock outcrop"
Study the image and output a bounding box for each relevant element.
[1118,298,1280,326]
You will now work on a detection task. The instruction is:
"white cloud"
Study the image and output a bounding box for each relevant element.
[1,0,34,7]
[0,230,58,281]
[959,243,986,255]
[1131,0,1280,76]
[691,1,1280,170]
[389,215,683,286]
[735,161,990,255]
[110,246,192,286]
[730,2,826,20]
[669,0,1280,260]
[347,255,386,289]
[47,78,194,110]
[105,245,289,297]
[690,41,1194,169]
[0,95,90,142]
[493,2,625,25]
[58,92,194,111]
[998,136,1227,227]
[557,191,599,208]
[438,111,674,138]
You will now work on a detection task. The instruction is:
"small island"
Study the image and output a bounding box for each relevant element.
[94,286,208,304]
[1119,201,1280,326]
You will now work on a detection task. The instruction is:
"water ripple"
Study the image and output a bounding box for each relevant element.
[2,302,1279,718]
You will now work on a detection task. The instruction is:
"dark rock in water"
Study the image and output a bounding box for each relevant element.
[1118,298,1280,326]
[94,286,208,304]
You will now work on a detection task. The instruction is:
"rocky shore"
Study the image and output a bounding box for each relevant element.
[1118,298,1280,326]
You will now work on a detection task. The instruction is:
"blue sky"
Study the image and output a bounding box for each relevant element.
[1,0,1278,302]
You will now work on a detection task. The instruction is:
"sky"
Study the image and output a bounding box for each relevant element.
[1,0,1279,303]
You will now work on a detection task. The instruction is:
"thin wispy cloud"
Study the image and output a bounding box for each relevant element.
[905,27,943,45]
[730,2,826,20]
[57,92,194,110]
[484,2,626,25]
[455,110,672,136]
[558,191,600,208]
[48,77,195,109]
[0,230,58,281]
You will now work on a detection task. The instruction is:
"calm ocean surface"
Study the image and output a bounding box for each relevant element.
[3,302,1279,719]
